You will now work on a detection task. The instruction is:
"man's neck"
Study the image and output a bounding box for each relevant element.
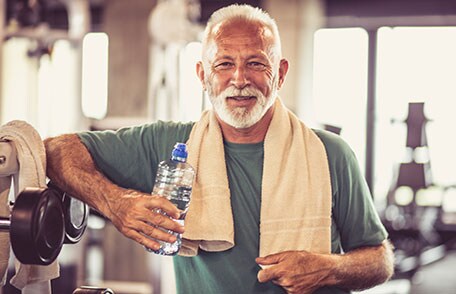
[216,106,275,144]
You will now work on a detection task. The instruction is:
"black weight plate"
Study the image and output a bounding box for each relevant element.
[11,187,65,265]
[62,192,89,244]
[47,182,89,244]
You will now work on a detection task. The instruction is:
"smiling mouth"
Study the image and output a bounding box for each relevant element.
[227,96,256,101]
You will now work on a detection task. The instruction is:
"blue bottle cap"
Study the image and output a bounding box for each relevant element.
[172,142,188,160]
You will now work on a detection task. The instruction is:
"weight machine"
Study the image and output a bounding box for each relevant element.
[382,102,456,278]
[0,124,117,294]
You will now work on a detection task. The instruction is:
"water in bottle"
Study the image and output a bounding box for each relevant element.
[147,142,195,255]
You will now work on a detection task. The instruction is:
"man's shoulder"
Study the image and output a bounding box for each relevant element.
[124,120,196,148]
[143,120,196,134]
[78,120,196,149]
[312,129,355,160]
[150,120,196,129]
[112,120,196,139]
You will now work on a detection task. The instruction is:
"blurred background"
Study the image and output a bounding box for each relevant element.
[0,0,456,293]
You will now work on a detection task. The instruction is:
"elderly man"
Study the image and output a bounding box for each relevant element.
[45,4,394,294]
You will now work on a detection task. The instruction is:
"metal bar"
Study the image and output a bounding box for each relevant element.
[365,29,378,195]
[0,217,11,231]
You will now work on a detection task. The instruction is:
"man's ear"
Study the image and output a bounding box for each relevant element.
[196,61,206,90]
[277,59,289,89]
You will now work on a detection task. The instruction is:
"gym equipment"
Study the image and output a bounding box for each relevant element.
[48,183,89,244]
[0,186,89,265]
[0,187,64,265]
[0,139,89,266]
[383,102,454,277]
[73,286,115,294]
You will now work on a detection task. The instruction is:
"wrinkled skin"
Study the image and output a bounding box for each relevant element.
[256,241,394,293]
[106,189,185,251]
[256,250,336,294]
[44,134,184,251]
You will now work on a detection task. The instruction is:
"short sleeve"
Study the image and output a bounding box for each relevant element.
[78,121,194,193]
[315,130,388,252]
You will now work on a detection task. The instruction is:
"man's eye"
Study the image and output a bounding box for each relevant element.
[215,62,233,69]
[248,62,266,69]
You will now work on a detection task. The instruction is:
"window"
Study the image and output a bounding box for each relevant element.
[178,41,208,121]
[312,26,456,208]
[82,32,109,120]
[313,28,369,172]
[1,38,33,125]
[375,27,456,204]
[1,37,86,137]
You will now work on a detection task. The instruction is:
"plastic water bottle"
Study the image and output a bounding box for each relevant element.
[147,142,195,255]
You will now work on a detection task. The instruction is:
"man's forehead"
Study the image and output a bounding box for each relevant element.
[204,19,275,59]
[210,19,274,42]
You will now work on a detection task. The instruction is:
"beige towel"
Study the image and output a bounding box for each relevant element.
[181,98,332,257]
[0,120,59,290]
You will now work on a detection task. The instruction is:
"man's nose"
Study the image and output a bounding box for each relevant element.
[231,67,250,89]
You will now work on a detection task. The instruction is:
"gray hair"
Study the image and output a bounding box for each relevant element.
[202,4,282,62]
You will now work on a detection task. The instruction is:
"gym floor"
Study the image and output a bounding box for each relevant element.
[409,250,456,294]
[358,249,456,294]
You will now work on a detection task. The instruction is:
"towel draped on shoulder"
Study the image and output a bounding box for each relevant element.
[181,98,332,257]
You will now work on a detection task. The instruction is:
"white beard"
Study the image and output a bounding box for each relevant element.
[206,80,278,129]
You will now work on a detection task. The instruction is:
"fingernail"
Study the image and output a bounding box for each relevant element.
[177,210,187,220]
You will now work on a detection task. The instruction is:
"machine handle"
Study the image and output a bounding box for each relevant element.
[0,141,19,177]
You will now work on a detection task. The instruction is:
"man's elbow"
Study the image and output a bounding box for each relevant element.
[355,240,395,290]
[378,240,395,284]
[44,134,82,177]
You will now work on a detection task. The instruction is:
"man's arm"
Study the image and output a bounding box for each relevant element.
[44,134,184,250]
[256,240,394,294]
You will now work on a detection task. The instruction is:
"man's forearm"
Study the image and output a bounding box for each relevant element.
[330,240,395,291]
[44,134,184,250]
[44,134,124,219]
[257,240,395,293]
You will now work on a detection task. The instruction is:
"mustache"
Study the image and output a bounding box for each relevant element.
[219,86,264,98]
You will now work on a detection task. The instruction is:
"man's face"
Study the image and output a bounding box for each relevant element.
[198,20,286,129]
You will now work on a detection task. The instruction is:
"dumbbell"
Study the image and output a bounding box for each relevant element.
[0,185,89,265]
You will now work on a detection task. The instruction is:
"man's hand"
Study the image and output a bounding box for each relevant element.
[256,250,336,294]
[107,190,185,251]
[256,241,394,293]
[44,134,185,250]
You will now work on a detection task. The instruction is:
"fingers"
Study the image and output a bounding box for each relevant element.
[143,196,185,234]
[256,251,285,266]
[122,191,184,230]
[110,190,186,247]
[256,252,284,282]
[144,208,185,234]
[258,268,301,293]
[256,254,283,283]
[146,194,182,219]
[137,218,178,244]
[256,251,297,283]
[116,211,181,249]
[120,225,162,251]
[257,251,323,293]
[257,267,278,283]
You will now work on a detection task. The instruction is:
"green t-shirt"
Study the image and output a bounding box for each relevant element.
[78,121,387,294]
